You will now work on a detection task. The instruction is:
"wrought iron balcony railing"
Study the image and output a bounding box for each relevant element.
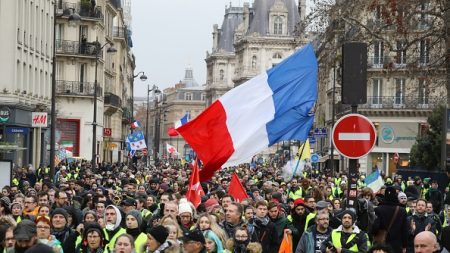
[56,40,102,57]
[56,80,102,97]
[104,92,122,108]
[337,96,442,113]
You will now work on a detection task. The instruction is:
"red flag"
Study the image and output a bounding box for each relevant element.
[229,173,249,202]
[167,127,179,137]
[186,160,205,208]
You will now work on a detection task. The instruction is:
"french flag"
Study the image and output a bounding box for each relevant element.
[177,44,317,182]
[175,113,190,128]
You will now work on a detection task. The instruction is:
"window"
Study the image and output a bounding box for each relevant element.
[418,79,429,106]
[274,16,283,35]
[396,40,406,66]
[371,79,383,107]
[273,53,282,59]
[79,63,87,93]
[373,41,384,67]
[418,2,430,29]
[185,92,192,101]
[419,40,429,66]
[252,56,257,69]
[201,93,206,101]
[394,78,405,106]
[219,69,224,80]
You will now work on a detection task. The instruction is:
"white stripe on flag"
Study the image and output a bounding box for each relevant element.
[338,133,370,141]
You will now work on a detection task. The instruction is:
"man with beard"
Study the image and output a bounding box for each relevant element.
[103,205,126,252]
[288,198,308,250]
[295,210,332,253]
[406,199,436,253]
[50,208,78,253]
[247,201,280,253]
[267,201,297,244]
[8,220,53,253]
[321,209,368,253]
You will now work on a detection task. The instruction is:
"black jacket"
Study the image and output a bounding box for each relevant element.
[372,202,408,253]
[247,217,280,253]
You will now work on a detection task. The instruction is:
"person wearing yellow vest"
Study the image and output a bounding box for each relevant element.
[288,179,303,200]
[103,205,126,253]
[75,222,105,253]
[304,200,330,231]
[322,209,368,253]
[125,210,147,253]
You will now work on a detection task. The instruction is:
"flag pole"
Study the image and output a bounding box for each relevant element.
[292,140,307,180]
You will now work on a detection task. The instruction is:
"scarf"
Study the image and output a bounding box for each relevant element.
[52,226,71,243]
[127,228,141,239]
[254,216,269,227]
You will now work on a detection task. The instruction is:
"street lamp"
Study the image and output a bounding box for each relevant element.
[146,85,160,165]
[130,72,147,127]
[50,3,81,178]
[91,39,116,169]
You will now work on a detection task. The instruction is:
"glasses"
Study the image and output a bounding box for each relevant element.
[235,236,248,239]
[37,226,50,230]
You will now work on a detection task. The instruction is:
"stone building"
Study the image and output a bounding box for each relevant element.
[313,0,447,175]
[54,0,134,164]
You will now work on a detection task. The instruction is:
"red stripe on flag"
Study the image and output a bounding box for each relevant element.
[177,101,234,182]
[229,172,249,202]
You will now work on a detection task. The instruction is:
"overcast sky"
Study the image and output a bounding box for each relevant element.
[131,0,247,96]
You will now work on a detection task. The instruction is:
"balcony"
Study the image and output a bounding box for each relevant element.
[335,96,443,117]
[59,1,103,20]
[56,40,102,58]
[104,92,121,115]
[113,26,126,38]
[122,107,132,123]
[56,80,102,97]
[367,56,432,69]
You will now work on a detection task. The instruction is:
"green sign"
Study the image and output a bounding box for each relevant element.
[0,107,11,123]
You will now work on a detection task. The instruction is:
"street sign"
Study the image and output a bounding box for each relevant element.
[103,128,112,137]
[313,127,327,137]
[332,114,376,159]
[309,136,316,144]
[0,107,11,123]
[311,153,319,163]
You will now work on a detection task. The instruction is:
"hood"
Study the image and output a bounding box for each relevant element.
[334,224,361,234]
[104,205,122,231]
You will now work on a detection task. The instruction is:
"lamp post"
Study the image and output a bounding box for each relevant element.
[91,39,116,169]
[131,72,147,125]
[50,3,80,178]
[146,85,160,165]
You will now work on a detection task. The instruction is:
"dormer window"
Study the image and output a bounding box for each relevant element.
[185,92,192,100]
[274,16,283,35]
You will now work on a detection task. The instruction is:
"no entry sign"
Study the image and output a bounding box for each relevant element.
[332,114,376,159]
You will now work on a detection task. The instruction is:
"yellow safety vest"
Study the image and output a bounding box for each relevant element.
[305,212,316,231]
[331,230,358,252]
[103,227,126,253]
[134,232,148,253]
[288,188,303,200]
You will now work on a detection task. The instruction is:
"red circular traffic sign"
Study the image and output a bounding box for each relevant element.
[332,114,376,159]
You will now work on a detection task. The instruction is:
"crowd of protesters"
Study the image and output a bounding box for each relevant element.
[0,158,449,253]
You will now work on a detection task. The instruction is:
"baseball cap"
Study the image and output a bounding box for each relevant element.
[121,198,136,206]
[14,220,37,240]
[182,230,205,244]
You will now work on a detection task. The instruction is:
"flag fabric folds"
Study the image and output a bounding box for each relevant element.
[177,44,318,182]
[175,113,190,129]
[126,130,147,150]
[228,173,249,202]
[365,170,384,192]
[297,139,311,161]
[186,160,205,207]
[166,143,178,154]
[130,121,142,129]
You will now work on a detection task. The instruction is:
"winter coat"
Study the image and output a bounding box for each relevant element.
[295,225,332,253]
[372,202,408,253]
[247,217,280,253]
[270,214,298,244]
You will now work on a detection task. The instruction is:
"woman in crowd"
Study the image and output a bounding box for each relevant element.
[114,234,135,253]
[38,205,50,217]
[225,227,251,253]
[196,213,228,246]
[76,222,105,253]
[203,230,224,253]
[36,216,63,253]
[125,210,147,253]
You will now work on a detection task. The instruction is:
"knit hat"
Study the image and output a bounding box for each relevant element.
[83,210,98,222]
[0,197,11,207]
[398,192,407,201]
[147,225,169,244]
[341,209,356,224]
[179,201,193,215]
[83,222,104,240]
[293,198,305,207]
[204,199,220,212]
[51,208,69,223]
[127,210,143,228]
[384,186,398,203]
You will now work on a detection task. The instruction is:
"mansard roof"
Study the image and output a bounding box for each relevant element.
[248,0,299,35]
[217,6,244,52]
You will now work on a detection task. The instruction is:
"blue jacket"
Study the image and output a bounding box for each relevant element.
[295,225,332,253]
